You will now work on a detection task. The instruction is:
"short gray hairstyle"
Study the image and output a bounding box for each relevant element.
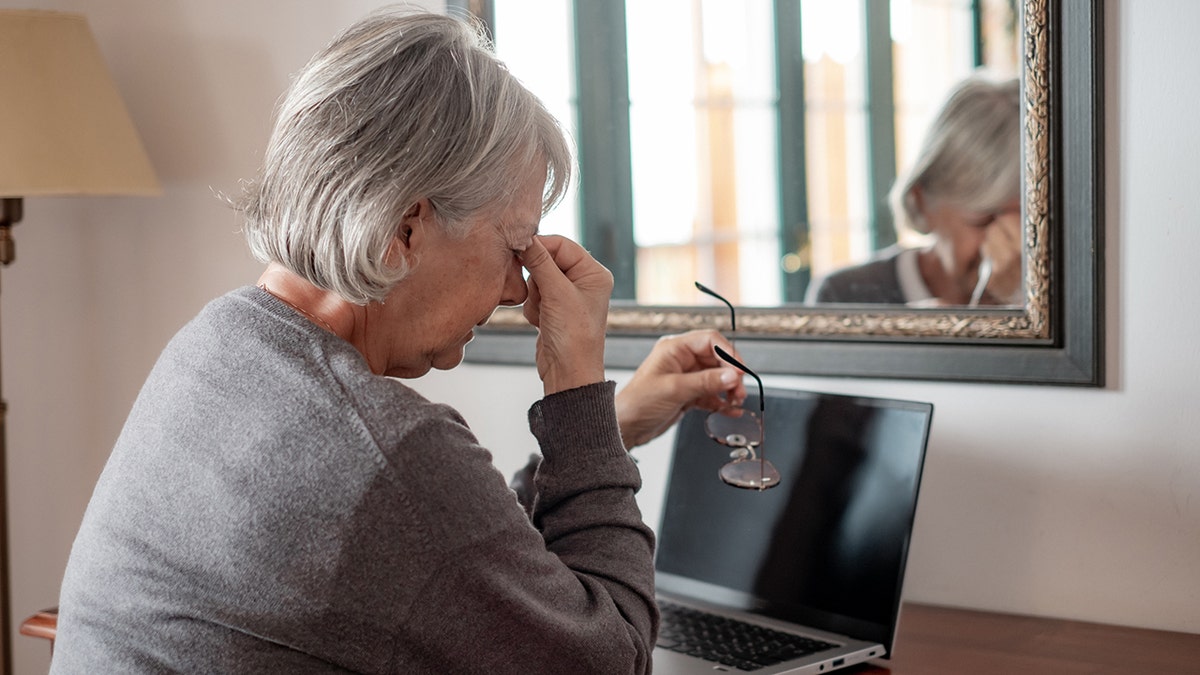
[891,73,1021,235]
[238,8,572,304]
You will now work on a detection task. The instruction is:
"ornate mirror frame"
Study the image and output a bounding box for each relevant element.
[465,0,1104,386]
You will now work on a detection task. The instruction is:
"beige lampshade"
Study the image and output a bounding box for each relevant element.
[0,10,160,197]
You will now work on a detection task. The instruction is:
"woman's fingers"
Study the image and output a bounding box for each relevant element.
[518,235,613,394]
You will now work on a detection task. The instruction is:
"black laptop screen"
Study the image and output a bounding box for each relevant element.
[654,388,932,653]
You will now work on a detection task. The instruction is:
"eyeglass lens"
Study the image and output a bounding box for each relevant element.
[705,411,761,449]
[720,455,781,491]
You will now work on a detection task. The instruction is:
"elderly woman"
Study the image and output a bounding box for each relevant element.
[808,73,1023,306]
[52,10,744,674]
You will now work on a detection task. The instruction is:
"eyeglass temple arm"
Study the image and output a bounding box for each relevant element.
[695,281,736,333]
[713,345,764,412]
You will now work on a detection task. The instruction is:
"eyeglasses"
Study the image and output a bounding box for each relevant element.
[696,282,780,491]
[969,258,992,307]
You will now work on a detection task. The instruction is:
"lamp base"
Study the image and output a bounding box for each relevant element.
[0,195,15,673]
[0,197,22,265]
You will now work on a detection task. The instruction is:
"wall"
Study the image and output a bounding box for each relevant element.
[0,0,1195,673]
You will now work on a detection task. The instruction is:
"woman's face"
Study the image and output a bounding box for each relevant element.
[372,167,545,378]
[922,195,1021,297]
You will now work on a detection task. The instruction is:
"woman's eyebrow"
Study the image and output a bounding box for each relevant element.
[506,224,539,249]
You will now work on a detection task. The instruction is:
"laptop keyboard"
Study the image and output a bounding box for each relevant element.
[657,601,838,671]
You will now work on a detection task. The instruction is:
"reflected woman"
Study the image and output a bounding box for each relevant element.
[807,73,1022,307]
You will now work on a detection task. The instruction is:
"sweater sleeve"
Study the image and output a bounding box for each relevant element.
[536,381,659,668]
[399,381,658,675]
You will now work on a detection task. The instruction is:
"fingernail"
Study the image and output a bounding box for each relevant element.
[720,369,740,385]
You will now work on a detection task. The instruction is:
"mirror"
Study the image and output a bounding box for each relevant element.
[462,0,1104,385]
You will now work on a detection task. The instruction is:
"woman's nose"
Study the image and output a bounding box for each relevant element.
[498,257,529,307]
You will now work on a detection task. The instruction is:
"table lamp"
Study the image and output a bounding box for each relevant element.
[0,9,160,671]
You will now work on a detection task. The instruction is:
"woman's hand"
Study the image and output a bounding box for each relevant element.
[519,235,614,395]
[615,330,747,450]
[980,210,1023,305]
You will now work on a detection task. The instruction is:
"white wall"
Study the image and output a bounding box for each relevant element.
[0,0,1196,673]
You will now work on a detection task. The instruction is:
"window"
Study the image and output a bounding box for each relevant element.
[487,0,1018,306]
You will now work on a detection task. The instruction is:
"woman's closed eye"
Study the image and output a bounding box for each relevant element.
[969,213,999,229]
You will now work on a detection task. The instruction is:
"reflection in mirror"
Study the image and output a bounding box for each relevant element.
[808,73,1023,308]
[490,0,1020,309]
[467,0,1104,385]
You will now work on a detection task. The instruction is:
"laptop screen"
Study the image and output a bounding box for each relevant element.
[655,388,932,655]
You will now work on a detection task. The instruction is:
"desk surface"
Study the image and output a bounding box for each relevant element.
[849,603,1200,674]
[21,602,1200,672]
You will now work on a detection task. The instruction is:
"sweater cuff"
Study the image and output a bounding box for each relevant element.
[527,381,627,461]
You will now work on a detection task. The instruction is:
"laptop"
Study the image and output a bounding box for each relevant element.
[652,387,933,674]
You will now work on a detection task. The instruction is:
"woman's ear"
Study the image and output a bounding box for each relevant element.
[391,199,433,263]
[910,185,926,214]
[908,186,932,234]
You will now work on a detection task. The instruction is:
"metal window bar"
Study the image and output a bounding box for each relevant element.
[572,0,637,299]
[972,0,985,67]
[864,0,898,252]
[774,0,812,303]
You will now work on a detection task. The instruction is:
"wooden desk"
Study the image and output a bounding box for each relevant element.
[19,607,57,653]
[20,603,1200,672]
[848,603,1200,674]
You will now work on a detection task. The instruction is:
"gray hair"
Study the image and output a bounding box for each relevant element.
[238,8,572,304]
[891,73,1021,234]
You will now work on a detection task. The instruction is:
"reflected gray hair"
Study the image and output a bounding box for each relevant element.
[891,73,1021,234]
[238,9,572,304]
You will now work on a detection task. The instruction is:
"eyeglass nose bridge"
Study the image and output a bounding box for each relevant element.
[727,445,760,462]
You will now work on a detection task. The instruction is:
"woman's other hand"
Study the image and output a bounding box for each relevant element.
[520,235,614,395]
[615,330,747,450]
[980,210,1023,304]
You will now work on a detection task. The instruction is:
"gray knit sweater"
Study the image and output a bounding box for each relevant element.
[52,286,657,674]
